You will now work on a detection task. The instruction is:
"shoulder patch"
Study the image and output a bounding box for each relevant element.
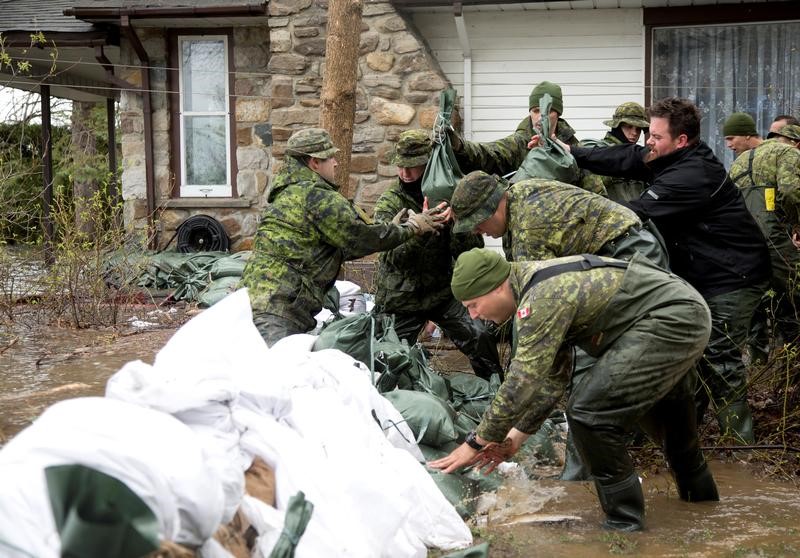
[645,189,659,200]
[517,307,530,319]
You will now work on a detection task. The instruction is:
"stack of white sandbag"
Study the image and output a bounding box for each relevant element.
[0,289,471,558]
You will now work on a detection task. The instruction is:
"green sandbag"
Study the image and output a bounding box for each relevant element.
[383,389,458,447]
[422,88,464,206]
[448,372,495,422]
[510,93,580,185]
[443,542,490,558]
[312,312,377,370]
[197,276,241,308]
[208,251,250,279]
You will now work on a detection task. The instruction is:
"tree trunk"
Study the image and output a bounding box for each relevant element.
[71,100,99,236]
[319,0,363,200]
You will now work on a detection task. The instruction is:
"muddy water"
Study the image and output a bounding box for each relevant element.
[478,462,800,556]
[2,319,799,556]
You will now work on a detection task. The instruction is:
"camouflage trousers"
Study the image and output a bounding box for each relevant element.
[387,297,504,380]
[252,312,307,347]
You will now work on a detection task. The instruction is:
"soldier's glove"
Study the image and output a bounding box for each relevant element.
[405,209,444,236]
[447,125,463,152]
[391,208,409,225]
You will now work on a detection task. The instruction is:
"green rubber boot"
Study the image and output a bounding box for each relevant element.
[595,474,645,532]
[717,399,755,445]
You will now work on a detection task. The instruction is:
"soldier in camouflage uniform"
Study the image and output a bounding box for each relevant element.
[582,103,651,203]
[373,130,503,379]
[451,171,667,268]
[430,248,718,531]
[240,128,443,346]
[722,112,762,158]
[451,170,668,480]
[448,81,605,195]
[729,123,800,348]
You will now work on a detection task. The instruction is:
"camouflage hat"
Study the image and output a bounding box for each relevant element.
[603,102,649,129]
[391,129,432,167]
[774,124,800,141]
[286,127,339,159]
[451,171,506,234]
[451,248,511,301]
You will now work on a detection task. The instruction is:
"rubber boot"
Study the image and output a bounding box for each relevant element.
[559,430,592,481]
[716,399,755,445]
[595,474,645,532]
[675,462,719,502]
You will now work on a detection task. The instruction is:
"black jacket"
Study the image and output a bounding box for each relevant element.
[572,141,769,298]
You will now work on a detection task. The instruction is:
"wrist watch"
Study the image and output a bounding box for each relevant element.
[465,431,485,451]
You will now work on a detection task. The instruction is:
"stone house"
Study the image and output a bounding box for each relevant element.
[1,0,798,252]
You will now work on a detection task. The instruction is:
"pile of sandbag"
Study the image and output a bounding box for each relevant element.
[0,289,472,558]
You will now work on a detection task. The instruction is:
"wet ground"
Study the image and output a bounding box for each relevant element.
[2,308,800,557]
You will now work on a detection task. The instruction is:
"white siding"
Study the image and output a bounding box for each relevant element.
[411,8,645,143]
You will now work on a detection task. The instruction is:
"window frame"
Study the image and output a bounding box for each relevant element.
[167,28,238,198]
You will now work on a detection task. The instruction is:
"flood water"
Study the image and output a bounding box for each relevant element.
[1,306,799,556]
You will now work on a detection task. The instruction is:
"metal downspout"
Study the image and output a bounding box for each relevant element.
[120,15,157,248]
[454,2,472,140]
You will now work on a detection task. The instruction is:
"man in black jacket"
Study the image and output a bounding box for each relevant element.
[561,97,769,444]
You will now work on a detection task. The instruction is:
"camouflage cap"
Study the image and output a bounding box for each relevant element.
[603,102,649,129]
[391,129,432,167]
[286,127,339,159]
[774,124,800,141]
[451,170,506,234]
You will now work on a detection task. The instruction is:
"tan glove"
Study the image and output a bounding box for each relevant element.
[391,207,409,225]
[405,209,444,236]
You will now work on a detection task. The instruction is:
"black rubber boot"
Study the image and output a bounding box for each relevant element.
[675,462,720,502]
[595,474,645,532]
[716,399,755,445]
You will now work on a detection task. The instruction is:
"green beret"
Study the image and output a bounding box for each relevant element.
[451,171,506,234]
[722,113,757,137]
[529,81,563,115]
[451,248,511,301]
[391,129,432,167]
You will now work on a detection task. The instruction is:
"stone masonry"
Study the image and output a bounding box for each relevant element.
[118,0,452,252]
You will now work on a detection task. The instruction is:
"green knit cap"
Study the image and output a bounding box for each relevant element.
[451,171,506,234]
[451,248,511,301]
[722,113,757,137]
[529,81,563,115]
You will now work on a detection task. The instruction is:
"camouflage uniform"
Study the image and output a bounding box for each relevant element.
[451,172,668,268]
[373,130,503,379]
[730,136,800,344]
[240,129,415,346]
[463,250,716,530]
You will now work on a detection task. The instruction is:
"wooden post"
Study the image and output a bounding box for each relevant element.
[319,0,363,200]
[41,85,54,265]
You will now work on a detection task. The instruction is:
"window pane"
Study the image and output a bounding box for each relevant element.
[652,22,800,167]
[184,116,226,186]
[182,39,226,113]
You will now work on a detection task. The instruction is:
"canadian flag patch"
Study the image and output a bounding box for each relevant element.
[517,307,530,319]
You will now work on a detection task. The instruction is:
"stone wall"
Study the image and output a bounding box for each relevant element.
[119,0,451,251]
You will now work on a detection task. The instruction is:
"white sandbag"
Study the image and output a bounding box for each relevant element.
[240,495,333,558]
[335,280,367,315]
[0,462,60,557]
[0,397,226,546]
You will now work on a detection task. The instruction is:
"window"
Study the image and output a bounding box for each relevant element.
[178,35,231,197]
[651,21,800,168]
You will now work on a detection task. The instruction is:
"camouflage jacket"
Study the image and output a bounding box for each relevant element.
[454,116,605,195]
[502,178,640,261]
[373,179,483,313]
[240,157,413,331]
[476,256,625,441]
[729,140,800,285]
[582,134,648,203]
